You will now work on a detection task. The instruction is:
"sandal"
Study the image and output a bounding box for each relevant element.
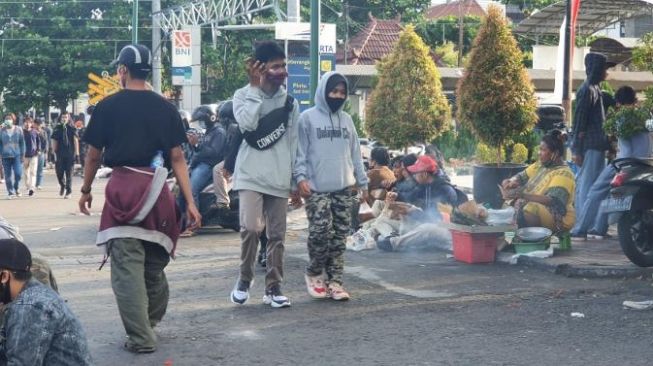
[180,229,196,238]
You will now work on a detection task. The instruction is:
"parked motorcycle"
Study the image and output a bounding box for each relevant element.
[600,157,653,267]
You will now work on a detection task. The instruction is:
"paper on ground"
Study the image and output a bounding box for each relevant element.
[623,300,653,310]
[509,246,554,264]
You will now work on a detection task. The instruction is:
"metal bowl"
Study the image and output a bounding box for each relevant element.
[515,227,553,242]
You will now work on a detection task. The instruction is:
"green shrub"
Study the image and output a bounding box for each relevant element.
[476,143,505,164]
[510,143,528,164]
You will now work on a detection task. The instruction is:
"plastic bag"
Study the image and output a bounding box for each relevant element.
[486,207,515,226]
[347,229,376,251]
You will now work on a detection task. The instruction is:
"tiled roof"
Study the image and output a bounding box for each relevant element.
[425,0,487,19]
[336,15,403,65]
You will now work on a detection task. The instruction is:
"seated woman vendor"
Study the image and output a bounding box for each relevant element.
[501,130,575,233]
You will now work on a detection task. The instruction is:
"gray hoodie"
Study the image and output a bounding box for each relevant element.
[232,84,300,198]
[294,72,368,193]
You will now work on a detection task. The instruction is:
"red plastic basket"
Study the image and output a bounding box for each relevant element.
[451,230,499,264]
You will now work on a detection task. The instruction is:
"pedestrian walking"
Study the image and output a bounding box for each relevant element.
[229,41,300,308]
[22,116,41,196]
[34,117,48,190]
[0,114,25,199]
[51,112,79,199]
[78,44,200,354]
[294,72,368,300]
[569,53,614,238]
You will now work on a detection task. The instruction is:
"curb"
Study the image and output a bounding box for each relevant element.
[495,252,653,279]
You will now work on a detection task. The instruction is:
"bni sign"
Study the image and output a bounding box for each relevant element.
[172,30,192,85]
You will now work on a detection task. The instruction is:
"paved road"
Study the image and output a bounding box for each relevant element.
[1,172,652,366]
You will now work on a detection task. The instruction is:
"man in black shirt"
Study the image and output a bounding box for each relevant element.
[78,44,200,354]
[51,112,78,198]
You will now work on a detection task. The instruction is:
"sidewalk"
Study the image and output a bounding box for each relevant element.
[449,173,653,278]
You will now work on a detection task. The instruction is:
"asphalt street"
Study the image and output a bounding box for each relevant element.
[1,171,653,366]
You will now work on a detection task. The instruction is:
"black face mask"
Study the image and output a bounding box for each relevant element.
[0,275,11,305]
[326,97,345,113]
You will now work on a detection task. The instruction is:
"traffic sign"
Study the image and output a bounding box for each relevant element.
[87,72,121,105]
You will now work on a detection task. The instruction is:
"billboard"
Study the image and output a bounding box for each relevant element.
[172,30,192,86]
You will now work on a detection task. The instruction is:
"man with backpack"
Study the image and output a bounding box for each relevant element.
[229,41,300,308]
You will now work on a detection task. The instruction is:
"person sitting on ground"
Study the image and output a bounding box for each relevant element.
[571,86,651,239]
[0,239,92,365]
[376,155,458,252]
[366,146,395,203]
[209,100,239,214]
[501,130,576,233]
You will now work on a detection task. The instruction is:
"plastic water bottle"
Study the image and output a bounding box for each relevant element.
[150,150,164,169]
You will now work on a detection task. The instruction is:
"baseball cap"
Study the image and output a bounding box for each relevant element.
[110,44,152,72]
[407,155,438,174]
[0,238,32,272]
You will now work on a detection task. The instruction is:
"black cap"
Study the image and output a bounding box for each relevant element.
[0,239,32,272]
[110,44,152,72]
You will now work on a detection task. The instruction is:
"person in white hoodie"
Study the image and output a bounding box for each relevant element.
[294,72,368,300]
[229,41,300,308]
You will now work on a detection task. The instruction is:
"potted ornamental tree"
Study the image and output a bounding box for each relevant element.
[366,25,451,149]
[456,5,537,208]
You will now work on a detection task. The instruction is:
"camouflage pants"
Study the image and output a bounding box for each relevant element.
[305,189,356,285]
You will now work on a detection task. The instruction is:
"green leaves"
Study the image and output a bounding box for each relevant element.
[456,5,537,162]
[604,104,651,139]
[366,25,451,149]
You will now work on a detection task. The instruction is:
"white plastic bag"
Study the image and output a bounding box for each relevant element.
[486,207,515,226]
[347,229,376,251]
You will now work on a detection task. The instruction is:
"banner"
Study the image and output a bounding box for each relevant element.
[172,30,192,67]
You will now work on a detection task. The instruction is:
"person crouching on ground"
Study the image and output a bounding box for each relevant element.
[501,130,576,233]
[376,155,458,252]
[0,239,92,365]
[294,72,368,301]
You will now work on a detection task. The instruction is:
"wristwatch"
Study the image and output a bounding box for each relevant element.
[80,186,92,194]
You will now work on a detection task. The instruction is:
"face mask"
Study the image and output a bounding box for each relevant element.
[3,120,12,128]
[0,273,11,304]
[266,69,288,85]
[326,96,346,113]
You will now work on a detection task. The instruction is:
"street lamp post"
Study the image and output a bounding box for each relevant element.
[310,0,320,104]
[132,0,139,43]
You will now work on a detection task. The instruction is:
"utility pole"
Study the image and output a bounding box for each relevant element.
[132,0,139,43]
[457,2,464,67]
[152,0,162,94]
[344,1,349,64]
[310,0,320,103]
[562,0,573,125]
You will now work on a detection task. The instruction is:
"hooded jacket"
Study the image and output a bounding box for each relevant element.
[570,53,609,156]
[232,84,300,198]
[293,72,368,193]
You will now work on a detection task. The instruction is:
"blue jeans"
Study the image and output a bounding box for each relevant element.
[179,162,213,212]
[571,164,614,235]
[36,153,45,187]
[2,157,23,195]
[573,149,605,226]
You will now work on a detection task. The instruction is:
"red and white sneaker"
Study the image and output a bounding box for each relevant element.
[304,273,328,299]
[327,282,350,301]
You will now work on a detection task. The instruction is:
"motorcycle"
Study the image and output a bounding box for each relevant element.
[600,157,653,267]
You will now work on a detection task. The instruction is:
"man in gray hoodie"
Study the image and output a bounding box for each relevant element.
[229,41,300,308]
[295,72,368,301]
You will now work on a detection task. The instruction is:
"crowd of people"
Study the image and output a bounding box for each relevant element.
[1,43,651,364]
[0,111,88,200]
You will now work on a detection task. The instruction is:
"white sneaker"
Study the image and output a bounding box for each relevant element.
[36,186,43,190]
[263,284,291,308]
[327,282,350,301]
[64,193,71,199]
[230,279,252,305]
[0,179,4,184]
[6,195,14,200]
[304,273,328,299]
[15,191,22,197]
